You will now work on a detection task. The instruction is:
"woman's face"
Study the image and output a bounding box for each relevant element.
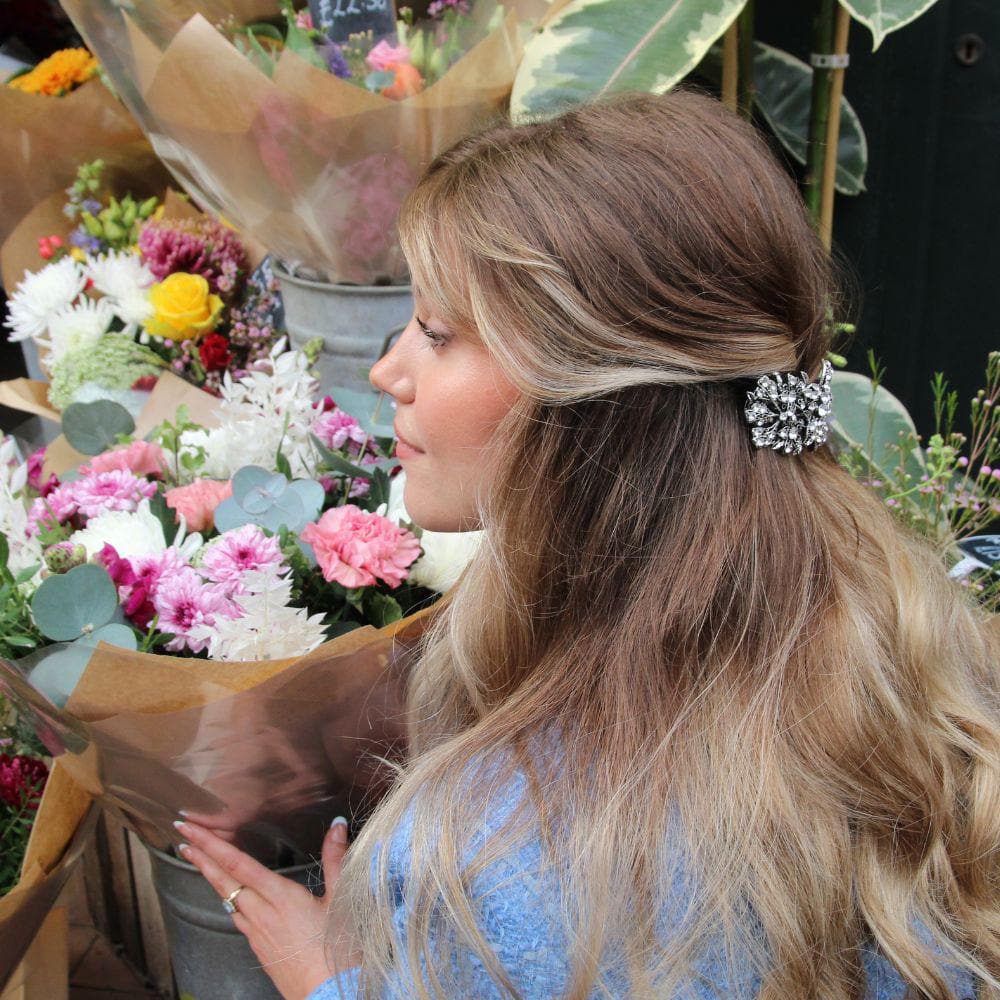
[369,294,520,532]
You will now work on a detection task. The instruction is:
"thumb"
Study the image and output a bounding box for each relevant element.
[322,816,350,895]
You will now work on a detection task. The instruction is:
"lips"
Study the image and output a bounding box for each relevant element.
[393,424,424,456]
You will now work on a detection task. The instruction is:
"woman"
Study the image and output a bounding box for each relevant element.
[176,91,1000,999]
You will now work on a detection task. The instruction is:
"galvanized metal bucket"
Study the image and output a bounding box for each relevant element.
[273,261,413,393]
[147,844,321,1000]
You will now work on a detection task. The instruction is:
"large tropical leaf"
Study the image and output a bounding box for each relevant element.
[752,42,867,195]
[511,0,748,122]
[840,0,942,51]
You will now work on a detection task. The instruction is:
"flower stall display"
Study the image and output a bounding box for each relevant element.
[0,341,480,862]
[0,46,169,254]
[3,160,289,410]
[59,0,555,286]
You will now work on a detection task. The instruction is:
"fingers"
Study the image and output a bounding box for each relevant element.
[175,819,289,901]
[321,817,350,895]
[177,839,266,918]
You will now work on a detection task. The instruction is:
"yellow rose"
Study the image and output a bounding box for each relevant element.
[145,273,224,342]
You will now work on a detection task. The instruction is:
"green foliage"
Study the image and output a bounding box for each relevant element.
[0,538,42,661]
[839,0,942,51]
[62,399,136,456]
[49,337,166,411]
[149,405,207,484]
[214,466,324,535]
[30,564,119,642]
[511,0,745,122]
[64,160,159,250]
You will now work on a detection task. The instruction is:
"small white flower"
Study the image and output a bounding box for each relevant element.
[47,297,114,362]
[69,498,166,561]
[190,570,327,661]
[5,258,86,343]
[0,439,42,587]
[84,251,155,327]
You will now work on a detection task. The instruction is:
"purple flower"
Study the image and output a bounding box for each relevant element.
[69,227,103,253]
[154,568,235,653]
[199,524,284,590]
[26,482,79,536]
[428,0,469,15]
[312,406,367,451]
[319,40,352,79]
[138,218,249,296]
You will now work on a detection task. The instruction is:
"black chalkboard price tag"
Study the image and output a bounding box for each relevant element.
[308,0,397,45]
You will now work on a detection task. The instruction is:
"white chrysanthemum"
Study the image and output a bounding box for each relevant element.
[5,257,86,343]
[83,251,154,327]
[190,570,327,661]
[47,298,114,362]
[69,498,166,561]
[0,439,42,586]
[381,472,482,594]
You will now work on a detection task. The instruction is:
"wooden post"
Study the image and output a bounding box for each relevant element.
[737,0,755,118]
[722,22,739,112]
[803,0,837,222]
[819,4,851,249]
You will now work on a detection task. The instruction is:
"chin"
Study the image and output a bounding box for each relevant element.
[402,484,478,534]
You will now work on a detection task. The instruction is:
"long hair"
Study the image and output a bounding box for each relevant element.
[332,91,1000,999]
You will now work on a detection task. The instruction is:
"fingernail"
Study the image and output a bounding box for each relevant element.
[177,843,191,857]
[178,809,190,817]
[173,820,189,834]
[330,816,348,839]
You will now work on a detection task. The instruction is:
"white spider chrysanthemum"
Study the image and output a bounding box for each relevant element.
[83,250,155,328]
[190,570,327,661]
[179,340,321,482]
[47,297,114,362]
[0,438,42,587]
[5,257,86,343]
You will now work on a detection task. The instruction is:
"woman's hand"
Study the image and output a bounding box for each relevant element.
[174,816,363,1000]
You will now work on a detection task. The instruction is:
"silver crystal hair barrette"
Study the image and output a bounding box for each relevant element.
[744,360,834,455]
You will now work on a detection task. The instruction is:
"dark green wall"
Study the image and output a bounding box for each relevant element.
[755,0,1000,434]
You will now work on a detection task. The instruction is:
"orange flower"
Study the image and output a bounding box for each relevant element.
[8,48,98,96]
[381,62,424,101]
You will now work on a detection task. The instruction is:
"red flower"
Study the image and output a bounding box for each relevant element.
[0,753,48,810]
[199,333,232,373]
[131,374,159,392]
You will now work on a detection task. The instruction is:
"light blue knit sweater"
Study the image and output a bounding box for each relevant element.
[309,764,978,999]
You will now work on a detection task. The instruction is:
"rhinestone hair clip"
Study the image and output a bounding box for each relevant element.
[744,360,834,455]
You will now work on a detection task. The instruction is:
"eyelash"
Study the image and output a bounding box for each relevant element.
[416,317,448,350]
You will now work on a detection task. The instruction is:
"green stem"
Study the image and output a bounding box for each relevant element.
[804,0,837,223]
[737,0,755,119]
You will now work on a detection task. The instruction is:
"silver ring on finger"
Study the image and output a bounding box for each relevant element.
[222,885,245,914]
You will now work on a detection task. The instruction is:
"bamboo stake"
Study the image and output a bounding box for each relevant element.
[819,4,851,249]
[722,21,738,112]
[803,0,836,223]
[737,0,755,118]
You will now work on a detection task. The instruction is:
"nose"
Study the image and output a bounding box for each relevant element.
[370,317,416,403]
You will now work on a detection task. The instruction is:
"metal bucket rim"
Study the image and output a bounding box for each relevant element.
[273,261,411,295]
[147,843,316,879]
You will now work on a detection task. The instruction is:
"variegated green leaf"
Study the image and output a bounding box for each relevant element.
[840,0,942,51]
[752,42,867,195]
[511,0,748,122]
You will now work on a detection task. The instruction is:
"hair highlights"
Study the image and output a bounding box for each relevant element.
[332,91,1000,999]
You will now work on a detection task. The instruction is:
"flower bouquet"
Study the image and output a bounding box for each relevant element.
[58,0,557,285]
[0,45,170,252]
[2,158,288,412]
[0,341,476,863]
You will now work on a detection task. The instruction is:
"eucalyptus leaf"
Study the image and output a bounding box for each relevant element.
[30,563,119,642]
[839,0,941,51]
[26,643,97,709]
[62,399,135,456]
[89,623,138,650]
[829,371,927,483]
[215,465,323,534]
[213,497,253,534]
[751,42,867,195]
[511,0,746,122]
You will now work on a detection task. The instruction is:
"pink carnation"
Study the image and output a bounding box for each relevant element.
[68,469,157,519]
[165,479,233,533]
[84,440,166,478]
[300,505,420,589]
[312,406,367,451]
[154,568,235,653]
[199,524,284,589]
[98,544,192,629]
[366,40,411,72]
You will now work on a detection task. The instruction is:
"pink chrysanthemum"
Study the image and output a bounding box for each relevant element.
[138,218,249,296]
[199,524,284,590]
[68,469,157,520]
[300,505,420,589]
[26,481,79,536]
[312,406,367,452]
[154,568,236,653]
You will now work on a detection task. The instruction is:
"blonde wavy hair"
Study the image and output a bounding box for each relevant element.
[332,91,1000,998]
